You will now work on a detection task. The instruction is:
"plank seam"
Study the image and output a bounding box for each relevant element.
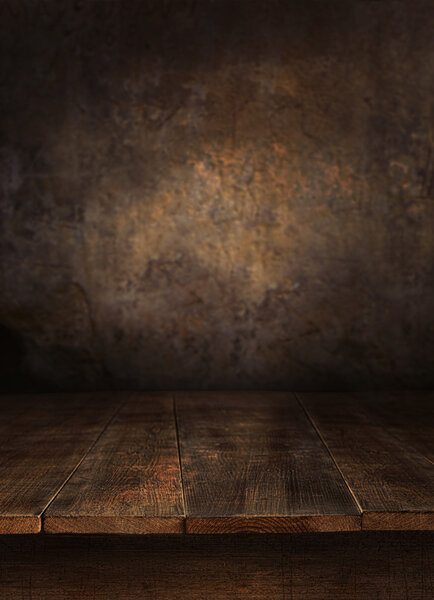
[173,392,187,533]
[294,393,363,523]
[39,393,130,533]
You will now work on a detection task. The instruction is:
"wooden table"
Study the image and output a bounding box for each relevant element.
[0,392,432,598]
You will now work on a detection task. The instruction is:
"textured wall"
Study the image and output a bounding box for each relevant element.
[1,0,433,392]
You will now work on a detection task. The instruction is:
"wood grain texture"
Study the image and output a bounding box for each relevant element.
[186,514,358,534]
[0,393,122,534]
[176,392,360,533]
[44,393,184,534]
[299,393,434,531]
[0,533,432,599]
[356,392,434,462]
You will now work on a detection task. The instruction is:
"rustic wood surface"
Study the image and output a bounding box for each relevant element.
[299,393,434,530]
[44,393,184,534]
[0,393,123,534]
[0,532,432,599]
[356,392,434,462]
[176,392,360,533]
[0,392,432,534]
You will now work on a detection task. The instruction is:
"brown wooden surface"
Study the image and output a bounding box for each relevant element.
[1,391,432,535]
[299,393,434,531]
[44,393,184,534]
[0,532,432,599]
[356,392,434,462]
[0,394,125,534]
[176,392,360,533]
[0,393,122,534]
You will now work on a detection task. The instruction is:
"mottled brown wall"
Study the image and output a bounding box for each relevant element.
[1,0,433,392]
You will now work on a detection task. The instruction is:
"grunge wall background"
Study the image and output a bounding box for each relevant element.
[1,0,433,391]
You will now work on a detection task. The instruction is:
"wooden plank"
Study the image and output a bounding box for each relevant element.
[1,532,432,599]
[44,393,184,534]
[0,393,122,534]
[357,392,434,462]
[299,393,434,531]
[176,392,360,533]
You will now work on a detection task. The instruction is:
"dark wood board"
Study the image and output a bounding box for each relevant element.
[44,393,184,534]
[176,392,360,533]
[0,532,432,599]
[356,392,434,462]
[299,393,434,530]
[0,393,123,534]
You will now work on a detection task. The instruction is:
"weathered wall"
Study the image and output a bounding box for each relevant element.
[0,0,433,392]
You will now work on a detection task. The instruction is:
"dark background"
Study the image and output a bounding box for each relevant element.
[0,0,433,392]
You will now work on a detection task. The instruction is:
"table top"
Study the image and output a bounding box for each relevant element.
[0,392,432,534]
